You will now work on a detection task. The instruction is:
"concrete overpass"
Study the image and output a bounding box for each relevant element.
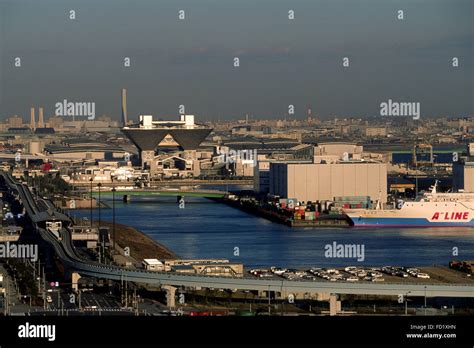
[72,179,253,188]
[94,189,227,199]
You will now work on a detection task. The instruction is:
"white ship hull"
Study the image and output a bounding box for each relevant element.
[345,200,474,227]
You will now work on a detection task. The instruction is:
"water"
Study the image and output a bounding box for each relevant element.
[71,196,474,268]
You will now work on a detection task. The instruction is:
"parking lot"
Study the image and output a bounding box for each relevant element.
[248,265,443,283]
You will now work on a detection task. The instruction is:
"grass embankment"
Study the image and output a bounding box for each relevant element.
[98,221,179,260]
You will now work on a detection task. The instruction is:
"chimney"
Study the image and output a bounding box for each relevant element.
[30,107,36,131]
[121,88,128,126]
[38,107,44,128]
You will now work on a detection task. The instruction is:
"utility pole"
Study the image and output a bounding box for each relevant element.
[405,291,411,315]
[267,286,271,315]
[78,289,82,310]
[120,271,123,305]
[4,277,8,315]
[37,260,41,294]
[415,159,418,197]
[112,186,116,252]
[42,266,46,310]
[424,286,427,316]
[125,275,128,308]
[134,289,138,316]
[89,177,93,227]
[57,289,60,314]
[102,235,106,264]
[97,183,102,228]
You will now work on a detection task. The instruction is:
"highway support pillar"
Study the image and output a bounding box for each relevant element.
[71,272,81,292]
[329,294,341,316]
[162,285,177,309]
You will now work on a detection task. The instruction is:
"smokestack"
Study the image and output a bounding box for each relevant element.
[38,107,44,128]
[30,107,36,131]
[121,88,128,126]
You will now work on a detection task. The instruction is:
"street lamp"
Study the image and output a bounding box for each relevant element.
[424,286,427,315]
[97,183,102,228]
[405,291,412,315]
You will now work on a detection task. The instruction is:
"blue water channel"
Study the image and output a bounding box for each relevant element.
[70,196,474,269]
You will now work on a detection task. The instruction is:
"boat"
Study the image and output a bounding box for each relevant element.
[344,182,474,227]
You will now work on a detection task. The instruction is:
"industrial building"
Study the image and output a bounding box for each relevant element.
[365,127,387,137]
[255,143,387,195]
[453,143,474,192]
[269,161,388,203]
[44,138,126,161]
[142,259,165,271]
[163,259,244,277]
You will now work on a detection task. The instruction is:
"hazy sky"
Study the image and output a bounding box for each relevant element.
[0,0,472,122]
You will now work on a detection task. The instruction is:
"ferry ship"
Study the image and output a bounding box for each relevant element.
[344,182,474,227]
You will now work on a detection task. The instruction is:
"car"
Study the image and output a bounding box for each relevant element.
[396,271,409,278]
[417,273,430,279]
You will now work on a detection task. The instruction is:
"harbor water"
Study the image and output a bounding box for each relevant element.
[71,196,474,268]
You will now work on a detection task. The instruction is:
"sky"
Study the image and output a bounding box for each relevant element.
[0,0,472,122]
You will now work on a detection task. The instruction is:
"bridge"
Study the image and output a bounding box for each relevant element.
[71,179,253,188]
[94,188,227,199]
[1,171,474,314]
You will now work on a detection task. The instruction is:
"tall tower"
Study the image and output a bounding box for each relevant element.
[30,107,36,131]
[38,107,44,128]
[121,88,128,126]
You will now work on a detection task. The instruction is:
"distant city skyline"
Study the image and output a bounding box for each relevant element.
[0,0,472,122]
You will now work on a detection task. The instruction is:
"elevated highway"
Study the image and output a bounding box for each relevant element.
[1,171,473,300]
